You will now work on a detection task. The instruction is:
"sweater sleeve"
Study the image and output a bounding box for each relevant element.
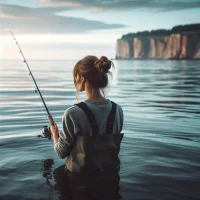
[54,108,76,159]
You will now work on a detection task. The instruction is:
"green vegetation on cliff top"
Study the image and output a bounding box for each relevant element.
[121,23,200,39]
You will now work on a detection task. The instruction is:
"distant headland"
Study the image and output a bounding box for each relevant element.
[116,24,200,60]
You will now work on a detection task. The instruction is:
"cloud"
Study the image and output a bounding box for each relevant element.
[0,4,126,35]
[39,0,200,11]
[40,0,83,7]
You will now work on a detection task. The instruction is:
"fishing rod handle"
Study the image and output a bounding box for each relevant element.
[48,115,54,125]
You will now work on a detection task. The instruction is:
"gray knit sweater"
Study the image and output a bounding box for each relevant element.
[54,99,124,159]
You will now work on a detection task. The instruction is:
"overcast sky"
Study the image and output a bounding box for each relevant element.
[1,0,200,60]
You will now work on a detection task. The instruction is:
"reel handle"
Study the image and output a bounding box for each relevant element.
[48,114,54,126]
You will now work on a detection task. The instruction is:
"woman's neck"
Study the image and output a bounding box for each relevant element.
[86,90,106,102]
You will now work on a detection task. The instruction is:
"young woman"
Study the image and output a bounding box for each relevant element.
[51,55,124,174]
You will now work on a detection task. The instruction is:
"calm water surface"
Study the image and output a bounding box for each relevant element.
[0,60,200,200]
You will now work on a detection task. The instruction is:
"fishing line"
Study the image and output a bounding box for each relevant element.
[25,67,48,124]
[10,30,54,140]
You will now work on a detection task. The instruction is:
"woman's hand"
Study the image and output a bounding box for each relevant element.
[51,123,59,136]
[51,123,59,145]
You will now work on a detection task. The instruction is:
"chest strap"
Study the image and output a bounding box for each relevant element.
[74,101,117,135]
[75,102,99,136]
[106,101,117,135]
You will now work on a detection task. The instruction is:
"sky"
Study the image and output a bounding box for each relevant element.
[0,0,200,60]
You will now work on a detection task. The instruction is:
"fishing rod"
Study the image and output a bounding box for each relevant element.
[10,30,54,140]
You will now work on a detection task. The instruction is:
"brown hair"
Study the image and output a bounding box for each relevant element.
[73,55,114,101]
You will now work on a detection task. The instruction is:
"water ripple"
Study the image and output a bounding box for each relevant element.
[0,60,200,200]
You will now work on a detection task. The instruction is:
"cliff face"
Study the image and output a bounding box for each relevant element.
[116,33,200,59]
[116,38,133,59]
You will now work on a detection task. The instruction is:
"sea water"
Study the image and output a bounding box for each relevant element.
[0,60,200,200]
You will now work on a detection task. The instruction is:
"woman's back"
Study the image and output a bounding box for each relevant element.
[64,99,123,136]
[65,99,124,173]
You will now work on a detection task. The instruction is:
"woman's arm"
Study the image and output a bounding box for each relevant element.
[51,109,76,159]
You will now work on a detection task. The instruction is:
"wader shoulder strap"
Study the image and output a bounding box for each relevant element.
[106,101,117,135]
[74,102,99,135]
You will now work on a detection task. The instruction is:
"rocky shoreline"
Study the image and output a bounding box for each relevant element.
[116,24,200,60]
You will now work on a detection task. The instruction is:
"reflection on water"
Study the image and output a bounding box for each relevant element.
[41,159,54,200]
[40,159,121,200]
[53,165,121,200]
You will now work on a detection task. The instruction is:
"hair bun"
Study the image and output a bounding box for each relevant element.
[94,56,111,73]
[100,56,108,62]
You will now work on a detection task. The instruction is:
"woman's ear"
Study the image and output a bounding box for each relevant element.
[79,77,85,91]
[81,77,86,84]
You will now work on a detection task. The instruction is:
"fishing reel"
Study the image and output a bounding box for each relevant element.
[38,126,51,140]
